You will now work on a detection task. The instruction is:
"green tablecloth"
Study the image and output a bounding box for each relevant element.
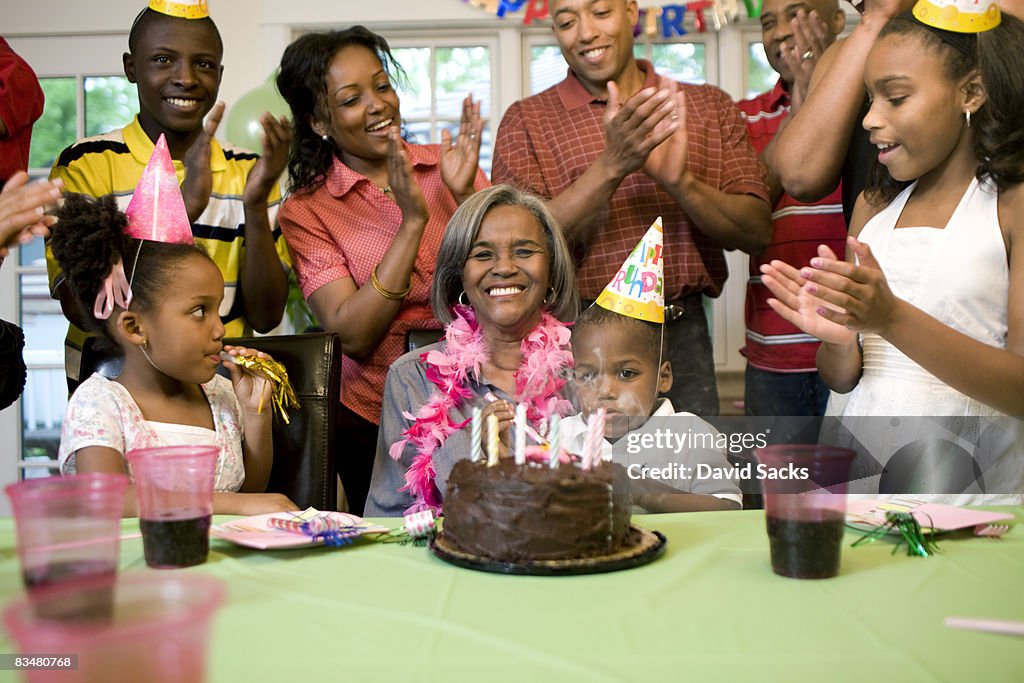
[1,509,1022,683]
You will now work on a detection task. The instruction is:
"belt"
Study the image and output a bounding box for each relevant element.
[580,292,703,324]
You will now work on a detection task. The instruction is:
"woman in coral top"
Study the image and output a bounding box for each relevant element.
[276,26,487,515]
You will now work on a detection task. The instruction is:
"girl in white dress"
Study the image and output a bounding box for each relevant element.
[760,10,1024,503]
[51,193,298,516]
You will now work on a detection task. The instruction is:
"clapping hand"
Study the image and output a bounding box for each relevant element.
[601,81,679,179]
[759,244,857,345]
[181,100,225,223]
[642,76,689,189]
[781,9,833,111]
[791,236,900,336]
[386,127,429,225]
[440,94,484,204]
[243,112,292,207]
[0,173,62,258]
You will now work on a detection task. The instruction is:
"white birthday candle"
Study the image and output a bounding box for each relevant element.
[581,413,595,470]
[470,406,482,463]
[548,414,561,469]
[486,413,500,467]
[584,408,607,470]
[514,403,527,465]
[593,408,607,467]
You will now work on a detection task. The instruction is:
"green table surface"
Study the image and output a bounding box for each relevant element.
[1,508,1022,683]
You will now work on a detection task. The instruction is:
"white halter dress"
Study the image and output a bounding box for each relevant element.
[824,178,1023,504]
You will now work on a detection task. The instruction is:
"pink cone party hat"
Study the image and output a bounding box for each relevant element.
[595,217,665,323]
[147,0,210,19]
[912,0,1001,33]
[124,134,194,245]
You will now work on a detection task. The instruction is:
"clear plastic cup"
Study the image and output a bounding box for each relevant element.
[755,445,856,579]
[3,571,225,683]
[5,473,129,619]
[126,446,218,569]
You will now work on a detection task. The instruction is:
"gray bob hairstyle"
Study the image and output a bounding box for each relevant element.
[430,184,579,325]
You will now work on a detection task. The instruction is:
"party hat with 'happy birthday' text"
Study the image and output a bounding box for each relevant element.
[124,134,194,244]
[595,217,665,323]
[147,0,210,19]
[912,0,1000,33]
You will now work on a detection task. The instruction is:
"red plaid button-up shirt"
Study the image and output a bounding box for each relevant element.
[492,60,769,301]
[738,79,847,372]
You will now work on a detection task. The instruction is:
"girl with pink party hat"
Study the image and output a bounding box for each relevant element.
[760,3,1024,504]
[51,137,298,516]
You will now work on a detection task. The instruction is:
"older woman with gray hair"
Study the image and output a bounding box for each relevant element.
[366,184,579,516]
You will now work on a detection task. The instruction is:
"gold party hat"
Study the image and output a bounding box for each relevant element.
[147,0,210,19]
[912,0,1001,33]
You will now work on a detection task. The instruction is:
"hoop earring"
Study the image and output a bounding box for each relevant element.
[965,110,971,128]
[458,291,469,306]
[543,287,555,305]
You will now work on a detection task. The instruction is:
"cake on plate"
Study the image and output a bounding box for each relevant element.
[440,455,632,563]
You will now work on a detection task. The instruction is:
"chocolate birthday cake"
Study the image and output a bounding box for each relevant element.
[441,457,632,563]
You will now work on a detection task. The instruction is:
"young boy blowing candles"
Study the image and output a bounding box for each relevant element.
[564,221,742,512]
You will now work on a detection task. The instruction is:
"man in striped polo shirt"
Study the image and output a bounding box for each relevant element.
[737,0,848,417]
[47,2,291,392]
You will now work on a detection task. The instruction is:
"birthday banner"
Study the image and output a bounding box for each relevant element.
[462,0,763,34]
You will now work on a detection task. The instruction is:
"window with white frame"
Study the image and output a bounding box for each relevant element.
[388,36,498,175]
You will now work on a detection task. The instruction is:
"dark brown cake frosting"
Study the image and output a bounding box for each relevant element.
[442,458,632,563]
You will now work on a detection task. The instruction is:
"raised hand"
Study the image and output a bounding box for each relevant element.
[243,113,292,207]
[643,78,688,189]
[759,244,857,345]
[386,127,429,225]
[0,172,62,257]
[601,81,679,179]
[181,100,225,223]
[796,236,900,336]
[440,94,484,204]
[782,9,833,111]
[221,345,275,415]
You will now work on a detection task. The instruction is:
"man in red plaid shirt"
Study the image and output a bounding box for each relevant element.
[493,0,771,416]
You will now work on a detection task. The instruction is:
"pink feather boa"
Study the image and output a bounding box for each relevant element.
[388,304,574,514]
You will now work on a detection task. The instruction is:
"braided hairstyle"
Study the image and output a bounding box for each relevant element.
[50,193,209,354]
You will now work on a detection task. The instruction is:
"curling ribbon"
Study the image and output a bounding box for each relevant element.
[850,511,940,557]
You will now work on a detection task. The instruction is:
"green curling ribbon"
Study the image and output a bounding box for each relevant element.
[742,0,763,18]
[851,511,940,557]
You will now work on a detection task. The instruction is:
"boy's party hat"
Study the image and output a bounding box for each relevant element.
[124,134,194,245]
[147,0,210,19]
[595,217,665,323]
[912,0,1000,33]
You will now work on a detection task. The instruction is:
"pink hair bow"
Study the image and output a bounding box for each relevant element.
[93,258,134,320]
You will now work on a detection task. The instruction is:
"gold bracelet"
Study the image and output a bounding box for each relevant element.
[370,264,412,300]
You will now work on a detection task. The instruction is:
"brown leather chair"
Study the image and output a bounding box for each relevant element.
[224,333,340,511]
[79,333,341,511]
